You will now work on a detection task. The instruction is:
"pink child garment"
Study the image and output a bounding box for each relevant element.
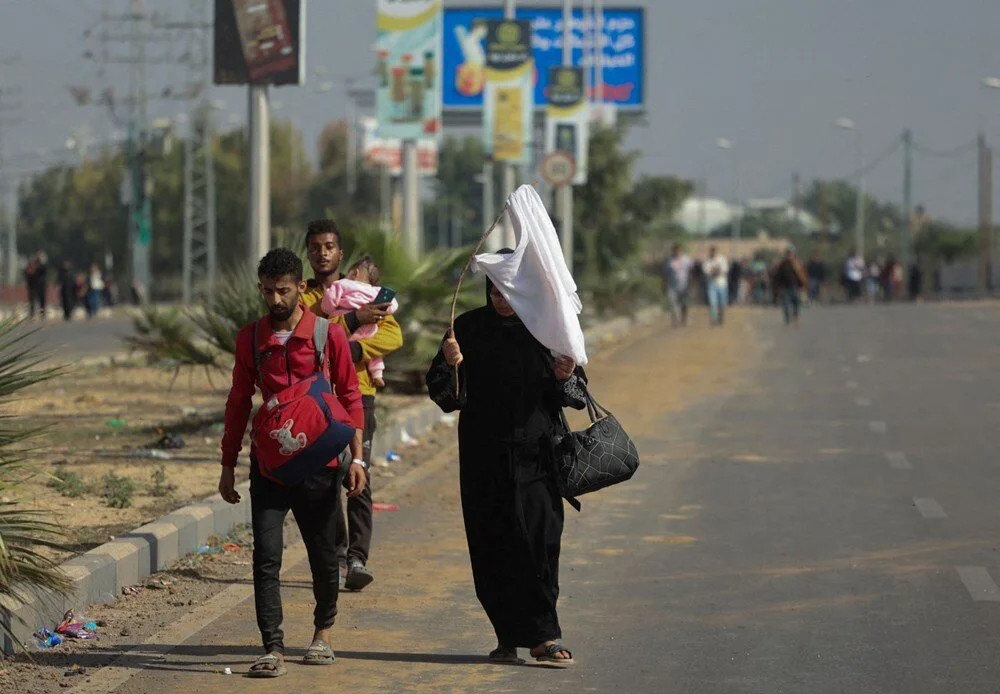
[321,278,399,384]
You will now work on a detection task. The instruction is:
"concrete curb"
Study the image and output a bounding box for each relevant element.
[1,306,665,653]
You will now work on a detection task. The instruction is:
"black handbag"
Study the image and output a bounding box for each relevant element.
[554,383,640,509]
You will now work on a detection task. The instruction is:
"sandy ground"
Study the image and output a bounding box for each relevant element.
[6,362,421,558]
[0,306,765,691]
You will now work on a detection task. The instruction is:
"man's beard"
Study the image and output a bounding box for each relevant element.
[269,304,295,321]
[312,265,338,279]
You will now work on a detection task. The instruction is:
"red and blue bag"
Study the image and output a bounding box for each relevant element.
[250,317,356,486]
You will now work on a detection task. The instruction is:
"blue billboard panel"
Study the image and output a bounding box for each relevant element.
[442,6,644,109]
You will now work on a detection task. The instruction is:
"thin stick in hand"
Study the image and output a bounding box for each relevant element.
[448,203,509,396]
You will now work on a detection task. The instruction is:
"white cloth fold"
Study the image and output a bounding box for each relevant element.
[471,184,588,365]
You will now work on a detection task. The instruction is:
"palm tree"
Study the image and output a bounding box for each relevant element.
[0,318,70,649]
[125,228,480,393]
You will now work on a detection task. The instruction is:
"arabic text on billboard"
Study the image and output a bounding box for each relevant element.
[214,0,305,86]
[443,6,643,109]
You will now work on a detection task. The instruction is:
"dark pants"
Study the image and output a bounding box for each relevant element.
[28,286,46,318]
[336,396,376,567]
[250,460,341,654]
[781,289,801,323]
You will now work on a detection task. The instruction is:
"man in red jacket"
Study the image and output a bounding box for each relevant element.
[218,248,366,677]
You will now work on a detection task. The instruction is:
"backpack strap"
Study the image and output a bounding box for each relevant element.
[313,316,330,373]
[252,320,263,383]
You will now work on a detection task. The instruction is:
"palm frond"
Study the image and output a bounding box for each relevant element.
[0,319,71,651]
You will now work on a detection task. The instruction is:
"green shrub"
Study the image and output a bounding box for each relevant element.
[101,472,136,509]
[149,465,174,497]
[48,464,89,498]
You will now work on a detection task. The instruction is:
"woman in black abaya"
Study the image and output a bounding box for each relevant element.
[425,273,586,665]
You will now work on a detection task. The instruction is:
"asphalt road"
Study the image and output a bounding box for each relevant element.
[46,302,1000,692]
[22,314,135,361]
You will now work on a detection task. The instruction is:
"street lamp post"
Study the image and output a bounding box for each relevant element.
[716,138,740,255]
[836,117,865,258]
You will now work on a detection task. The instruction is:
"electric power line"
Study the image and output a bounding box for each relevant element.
[912,138,979,159]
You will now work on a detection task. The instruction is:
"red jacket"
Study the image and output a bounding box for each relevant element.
[221,308,364,468]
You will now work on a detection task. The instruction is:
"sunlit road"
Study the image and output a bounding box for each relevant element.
[28,301,1000,693]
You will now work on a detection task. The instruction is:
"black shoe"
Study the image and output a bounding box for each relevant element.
[344,560,374,591]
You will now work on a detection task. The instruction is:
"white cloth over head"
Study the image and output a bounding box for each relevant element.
[471,184,588,366]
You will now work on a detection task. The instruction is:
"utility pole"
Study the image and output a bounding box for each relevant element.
[401,139,420,258]
[0,85,21,288]
[346,79,358,196]
[247,85,270,267]
[978,133,993,293]
[500,0,517,249]
[90,0,170,302]
[901,128,913,273]
[163,0,217,303]
[127,0,152,302]
[557,0,574,272]
[791,171,801,227]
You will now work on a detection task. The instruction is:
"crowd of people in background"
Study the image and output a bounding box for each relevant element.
[661,243,928,326]
[20,251,119,321]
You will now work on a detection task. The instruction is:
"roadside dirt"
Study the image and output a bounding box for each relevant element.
[6,362,421,558]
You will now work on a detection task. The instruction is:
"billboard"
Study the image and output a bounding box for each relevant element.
[374,0,443,140]
[444,6,644,110]
[214,0,305,85]
[545,66,588,184]
[483,19,534,163]
[363,138,438,176]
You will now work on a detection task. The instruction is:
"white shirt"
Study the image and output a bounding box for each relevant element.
[667,255,694,291]
[845,257,865,282]
[273,330,292,346]
[703,255,729,289]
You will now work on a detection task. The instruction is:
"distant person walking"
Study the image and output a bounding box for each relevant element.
[662,243,694,327]
[85,263,105,319]
[908,261,923,301]
[702,245,729,326]
[24,251,48,319]
[806,251,826,303]
[772,247,809,324]
[843,251,864,303]
[57,261,76,321]
[727,258,742,305]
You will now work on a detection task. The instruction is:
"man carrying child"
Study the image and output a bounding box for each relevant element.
[300,219,404,592]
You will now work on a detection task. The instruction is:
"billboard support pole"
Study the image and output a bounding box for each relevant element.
[483,158,498,250]
[558,0,574,273]
[402,138,420,258]
[247,84,271,268]
[380,163,391,233]
[500,0,517,249]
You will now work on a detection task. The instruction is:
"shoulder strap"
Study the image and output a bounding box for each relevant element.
[252,321,263,381]
[313,316,330,371]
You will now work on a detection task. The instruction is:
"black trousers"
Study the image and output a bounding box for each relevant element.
[250,460,341,654]
[336,396,376,566]
[28,286,46,317]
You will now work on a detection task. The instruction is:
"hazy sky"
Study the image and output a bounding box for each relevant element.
[2,0,999,226]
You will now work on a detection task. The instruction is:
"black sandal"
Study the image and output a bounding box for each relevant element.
[531,643,575,666]
[488,646,523,664]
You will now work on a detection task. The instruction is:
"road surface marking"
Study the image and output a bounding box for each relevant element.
[869,421,888,434]
[857,354,871,363]
[913,497,947,519]
[855,397,871,407]
[840,366,852,373]
[846,380,860,389]
[957,567,1000,602]
[886,452,912,469]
